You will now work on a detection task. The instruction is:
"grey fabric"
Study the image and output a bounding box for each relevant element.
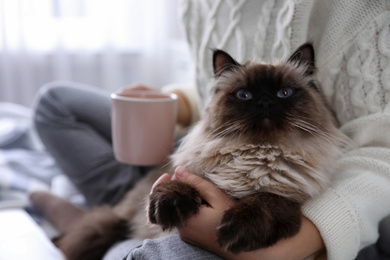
[33,82,153,206]
[104,235,223,260]
[355,215,390,260]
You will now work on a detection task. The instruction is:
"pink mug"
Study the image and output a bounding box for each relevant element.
[111,88,178,166]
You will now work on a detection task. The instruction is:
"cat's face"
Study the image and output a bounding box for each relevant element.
[204,44,334,143]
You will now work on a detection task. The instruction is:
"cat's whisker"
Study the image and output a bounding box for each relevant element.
[289,121,322,137]
[297,121,335,142]
[226,125,243,143]
[288,118,337,144]
[216,125,241,138]
[237,128,246,143]
[211,122,235,135]
[294,115,329,129]
[208,121,233,135]
[207,121,241,139]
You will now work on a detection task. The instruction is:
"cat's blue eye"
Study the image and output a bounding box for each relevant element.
[276,87,293,98]
[236,89,253,100]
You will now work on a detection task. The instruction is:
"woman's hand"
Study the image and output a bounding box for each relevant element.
[170,91,191,127]
[152,167,325,260]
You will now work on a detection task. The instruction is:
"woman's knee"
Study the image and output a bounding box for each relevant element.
[34,81,78,108]
[33,81,109,133]
[33,82,81,128]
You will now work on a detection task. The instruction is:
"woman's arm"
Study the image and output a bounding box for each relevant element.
[153,168,325,260]
[303,10,390,259]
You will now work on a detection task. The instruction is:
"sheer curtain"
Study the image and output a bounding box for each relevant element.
[0,0,192,107]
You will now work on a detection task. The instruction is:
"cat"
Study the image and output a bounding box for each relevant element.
[53,43,349,259]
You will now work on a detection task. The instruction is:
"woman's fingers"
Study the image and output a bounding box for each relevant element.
[174,166,234,210]
[150,173,171,194]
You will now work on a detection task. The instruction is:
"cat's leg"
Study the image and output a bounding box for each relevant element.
[216,192,301,254]
[148,180,202,230]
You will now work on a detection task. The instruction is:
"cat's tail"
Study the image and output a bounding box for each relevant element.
[30,192,129,260]
[53,206,129,260]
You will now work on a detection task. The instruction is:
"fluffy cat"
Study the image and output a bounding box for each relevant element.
[53,43,349,259]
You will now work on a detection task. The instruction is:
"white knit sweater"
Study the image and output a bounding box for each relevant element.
[165,1,390,259]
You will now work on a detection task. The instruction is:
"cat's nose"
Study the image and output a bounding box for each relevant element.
[258,96,273,110]
[257,96,274,117]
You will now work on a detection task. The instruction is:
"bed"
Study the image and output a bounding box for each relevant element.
[0,102,83,259]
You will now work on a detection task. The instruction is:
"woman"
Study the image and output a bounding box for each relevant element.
[32,1,390,259]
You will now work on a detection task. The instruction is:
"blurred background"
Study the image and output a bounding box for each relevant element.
[0,0,193,108]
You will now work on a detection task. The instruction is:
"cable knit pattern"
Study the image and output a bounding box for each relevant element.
[318,12,390,124]
[377,15,390,112]
[251,0,274,60]
[218,0,246,54]
[271,0,294,61]
[175,1,390,259]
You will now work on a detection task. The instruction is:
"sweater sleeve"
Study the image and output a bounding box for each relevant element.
[302,114,390,260]
[302,10,390,260]
[161,83,200,126]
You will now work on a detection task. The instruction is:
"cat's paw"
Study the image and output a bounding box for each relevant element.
[216,193,301,254]
[148,180,202,230]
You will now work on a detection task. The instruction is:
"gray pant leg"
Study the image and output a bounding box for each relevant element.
[104,235,223,260]
[355,214,390,260]
[33,81,151,206]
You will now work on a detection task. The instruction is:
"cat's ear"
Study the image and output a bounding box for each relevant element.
[213,49,241,76]
[287,43,315,75]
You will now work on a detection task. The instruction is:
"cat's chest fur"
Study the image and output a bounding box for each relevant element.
[171,123,333,203]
